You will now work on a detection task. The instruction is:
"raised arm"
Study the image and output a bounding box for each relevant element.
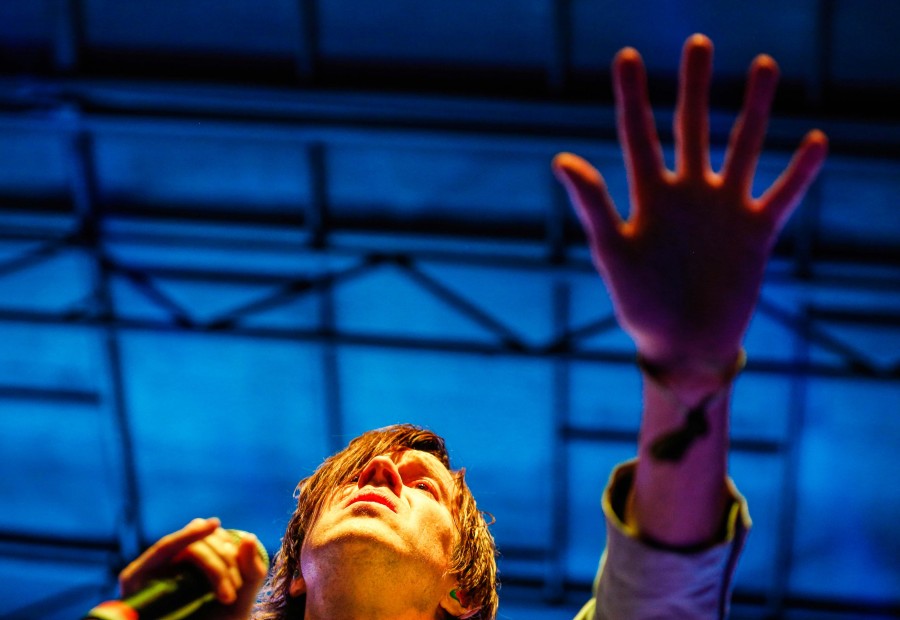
[554,34,827,547]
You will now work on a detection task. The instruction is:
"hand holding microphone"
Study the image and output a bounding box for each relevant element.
[85,518,269,620]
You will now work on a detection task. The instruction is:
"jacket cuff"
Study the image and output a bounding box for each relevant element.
[593,459,751,619]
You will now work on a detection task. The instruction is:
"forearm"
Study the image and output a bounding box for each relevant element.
[626,365,735,548]
[561,31,825,618]
[580,454,752,620]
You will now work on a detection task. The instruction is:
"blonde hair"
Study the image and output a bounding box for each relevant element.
[253,424,499,620]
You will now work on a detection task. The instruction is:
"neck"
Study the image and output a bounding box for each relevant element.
[298,509,454,620]
[303,590,440,620]
[299,545,447,620]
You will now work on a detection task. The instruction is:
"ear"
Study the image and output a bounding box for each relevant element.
[288,572,307,598]
[439,588,481,620]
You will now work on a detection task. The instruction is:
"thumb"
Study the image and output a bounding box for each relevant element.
[552,152,623,262]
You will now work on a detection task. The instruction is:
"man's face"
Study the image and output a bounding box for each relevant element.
[299,449,458,608]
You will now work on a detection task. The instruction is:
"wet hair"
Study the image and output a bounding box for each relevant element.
[253,424,499,620]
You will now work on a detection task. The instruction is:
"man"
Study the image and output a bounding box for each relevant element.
[120,425,495,620]
[115,34,828,619]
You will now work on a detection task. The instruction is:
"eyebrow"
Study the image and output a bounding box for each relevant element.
[397,454,454,500]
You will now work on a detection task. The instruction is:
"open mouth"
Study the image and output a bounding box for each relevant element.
[348,492,397,512]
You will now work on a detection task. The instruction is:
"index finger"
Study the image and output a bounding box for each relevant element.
[120,518,221,588]
[614,47,666,196]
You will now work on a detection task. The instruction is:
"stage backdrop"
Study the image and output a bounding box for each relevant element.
[0,2,898,618]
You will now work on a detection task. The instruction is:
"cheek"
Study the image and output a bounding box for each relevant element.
[421,506,457,559]
[301,492,345,547]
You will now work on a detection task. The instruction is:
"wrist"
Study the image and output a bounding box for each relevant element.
[637,348,745,411]
[638,349,745,394]
[637,349,745,463]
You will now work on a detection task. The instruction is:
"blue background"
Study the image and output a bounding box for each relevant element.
[0,1,898,618]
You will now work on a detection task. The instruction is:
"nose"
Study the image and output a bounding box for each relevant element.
[357,455,403,497]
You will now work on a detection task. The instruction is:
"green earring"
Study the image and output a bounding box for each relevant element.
[450,589,460,602]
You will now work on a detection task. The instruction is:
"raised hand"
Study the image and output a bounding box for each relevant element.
[554,34,827,377]
[118,518,267,620]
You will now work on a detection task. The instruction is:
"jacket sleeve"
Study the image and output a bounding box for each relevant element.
[573,460,751,619]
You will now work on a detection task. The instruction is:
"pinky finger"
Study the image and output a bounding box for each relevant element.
[758,129,828,231]
[237,535,269,581]
[230,536,269,614]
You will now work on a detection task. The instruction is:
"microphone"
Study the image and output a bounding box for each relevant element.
[83,530,269,620]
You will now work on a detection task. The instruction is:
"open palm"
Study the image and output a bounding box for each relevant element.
[555,34,827,371]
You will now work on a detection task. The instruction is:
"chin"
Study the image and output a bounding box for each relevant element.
[302,519,448,587]
[306,516,408,560]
